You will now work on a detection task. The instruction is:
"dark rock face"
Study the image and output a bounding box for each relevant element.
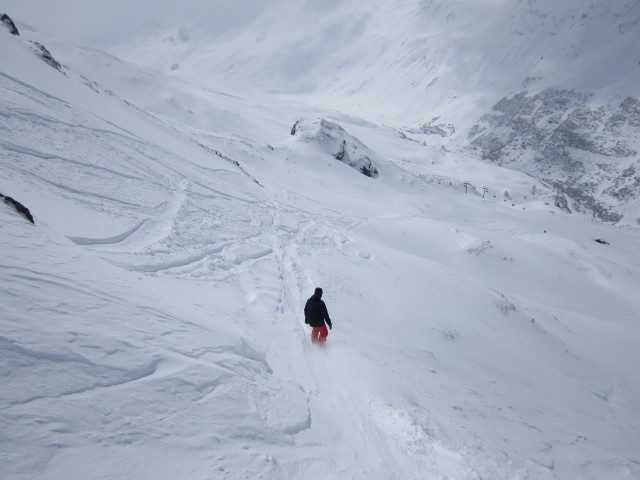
[291,118,380,178]
[33,41,62,71]
[468,89,640,223]
[290,120,300,136]
[1,13,19,36]
[1,193,35,224]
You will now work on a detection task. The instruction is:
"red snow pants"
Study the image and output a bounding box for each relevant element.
[311,326,329,344]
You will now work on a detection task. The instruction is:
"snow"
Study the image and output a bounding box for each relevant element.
[1,2,640,479]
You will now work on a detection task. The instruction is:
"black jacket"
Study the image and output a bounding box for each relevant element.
[304,294,332,329]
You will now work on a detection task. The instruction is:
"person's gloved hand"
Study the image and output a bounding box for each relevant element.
[327,320,332,330]
[305,318,308,324]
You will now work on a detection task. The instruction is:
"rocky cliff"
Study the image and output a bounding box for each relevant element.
[467,89,640,223]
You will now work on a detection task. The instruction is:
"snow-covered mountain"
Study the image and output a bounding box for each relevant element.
[468,90,640,223]
[12,0,638,222]
[1,2,640,479]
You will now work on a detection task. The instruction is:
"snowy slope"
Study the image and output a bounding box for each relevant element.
[2,5,640,480]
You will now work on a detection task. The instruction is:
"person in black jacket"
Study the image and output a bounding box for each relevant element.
[304,287,332,344]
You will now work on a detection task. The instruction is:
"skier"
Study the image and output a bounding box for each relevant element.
[304,287,332,345]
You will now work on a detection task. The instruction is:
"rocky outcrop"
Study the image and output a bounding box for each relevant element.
[1,13,19,36]
[468,89,640,223]
[1,193,34,224]
[32,41,62,70]
[290,119,379,178]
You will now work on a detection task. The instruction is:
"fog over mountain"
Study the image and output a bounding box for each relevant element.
[1,1,640,479]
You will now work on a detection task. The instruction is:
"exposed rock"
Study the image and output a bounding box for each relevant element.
[1,193,34,224]
[1,13,19,36]
[553,194,572,213]
[290,120,300,136]
[467,240,493,256]
[33,41,62,70]
[468,89,640,223]
[290,118,380,178]
[407,118,456,138]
